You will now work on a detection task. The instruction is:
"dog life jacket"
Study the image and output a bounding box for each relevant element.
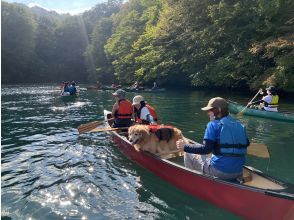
[267,95,279,108]
[149,125,174,142]
[115,99,133,119]
[214,116,248,157]
[135,104,158,124]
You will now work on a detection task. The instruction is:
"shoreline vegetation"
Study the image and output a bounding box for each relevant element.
[3,83,294,99]
[2,0,294,93]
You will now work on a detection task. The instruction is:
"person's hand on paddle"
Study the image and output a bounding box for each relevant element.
[248,89,263,107]
[176,139,185,149]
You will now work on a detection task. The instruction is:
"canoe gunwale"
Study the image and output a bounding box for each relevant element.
[103,110,294,200]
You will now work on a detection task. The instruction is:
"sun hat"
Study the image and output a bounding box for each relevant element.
[112,89,125,99]
[132,95,144,105]
[201,97,228,111]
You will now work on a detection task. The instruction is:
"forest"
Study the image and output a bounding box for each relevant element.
[2,0,294,92]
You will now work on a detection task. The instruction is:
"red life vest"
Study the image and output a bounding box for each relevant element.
[148,124,175,141]
[115,99,133,119]
[135,104,158,124]
[146,104,157,121]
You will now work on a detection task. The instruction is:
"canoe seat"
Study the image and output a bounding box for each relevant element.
[237,169,285,190]
[242,169,253,182]
[158,150,184,159]
[236,169,253,184]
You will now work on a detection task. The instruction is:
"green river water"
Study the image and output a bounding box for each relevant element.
[1,84,294,219]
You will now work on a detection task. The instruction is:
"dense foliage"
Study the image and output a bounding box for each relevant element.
[2,0,294,92]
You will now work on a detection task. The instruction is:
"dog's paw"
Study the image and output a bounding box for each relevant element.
[133,144,140,152]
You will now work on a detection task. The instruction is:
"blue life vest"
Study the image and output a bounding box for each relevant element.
[63,86,70,93]
[215,116,248,156]
[68,86,77,95]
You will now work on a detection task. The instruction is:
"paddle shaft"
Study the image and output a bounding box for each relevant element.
[90,127,129,132]
[237,89,261,115]
[78,118,114,134]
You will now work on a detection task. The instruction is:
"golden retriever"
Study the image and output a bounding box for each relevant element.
[128,124,185,157]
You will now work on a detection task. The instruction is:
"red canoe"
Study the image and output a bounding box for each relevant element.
[103,110,294,220]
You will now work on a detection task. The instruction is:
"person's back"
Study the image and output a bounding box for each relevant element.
[68,85,77,95]
[63,82,70,93]
[207,115,247,174]
[68,81,77,95]
[111,89,133,128]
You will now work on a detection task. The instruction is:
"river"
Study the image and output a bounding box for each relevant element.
[1,85,294,219]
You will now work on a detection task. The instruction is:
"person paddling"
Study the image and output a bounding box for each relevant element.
[68,81,77,95]
[111,89,133,128]
[249,86,279,112]
[176,97,249,180]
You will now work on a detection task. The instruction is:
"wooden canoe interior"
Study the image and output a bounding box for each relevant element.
[243,169,285,190]
[168,156,285,190]
[105,113,285,191]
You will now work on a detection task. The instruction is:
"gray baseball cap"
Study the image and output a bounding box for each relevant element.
[112,89,126,99]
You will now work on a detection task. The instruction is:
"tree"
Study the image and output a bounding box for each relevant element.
[2,2,36,83]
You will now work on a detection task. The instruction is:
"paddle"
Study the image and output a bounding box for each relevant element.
[237,89,262,116]
[247,142,270,158]
[78,118,114,134]
[90,127,129,132]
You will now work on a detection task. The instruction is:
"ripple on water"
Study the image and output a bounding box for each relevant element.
[2,85,293,220]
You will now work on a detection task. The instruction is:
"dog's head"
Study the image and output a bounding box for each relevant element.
[128,125,150,145]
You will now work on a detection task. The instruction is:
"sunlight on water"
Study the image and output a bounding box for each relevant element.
[1,85,293,220]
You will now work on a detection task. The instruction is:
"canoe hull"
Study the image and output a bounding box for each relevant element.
[228,101,294,122]
[104,110,294,219]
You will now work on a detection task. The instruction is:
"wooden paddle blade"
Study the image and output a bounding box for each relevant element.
[247,143,270,158]
[90,127,129,133]
[78,121,104,134]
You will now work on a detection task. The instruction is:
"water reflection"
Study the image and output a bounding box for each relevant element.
[1,85,293,219]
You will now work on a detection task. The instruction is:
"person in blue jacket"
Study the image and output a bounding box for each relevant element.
[176,97,249,180]
[68,81,77,95]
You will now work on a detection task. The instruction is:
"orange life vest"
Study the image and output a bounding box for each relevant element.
[115,99,133,119]
[135,104,158,124]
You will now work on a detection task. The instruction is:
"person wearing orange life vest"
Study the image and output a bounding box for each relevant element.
[132,95,157,125]
[111,89,133,128]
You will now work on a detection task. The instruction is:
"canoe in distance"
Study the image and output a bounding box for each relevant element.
[228,100,294,122]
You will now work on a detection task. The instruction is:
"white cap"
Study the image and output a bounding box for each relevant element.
[132,95,144,105]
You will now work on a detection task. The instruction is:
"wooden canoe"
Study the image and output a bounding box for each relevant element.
[228,100,294,122]
[103,110,294,219]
